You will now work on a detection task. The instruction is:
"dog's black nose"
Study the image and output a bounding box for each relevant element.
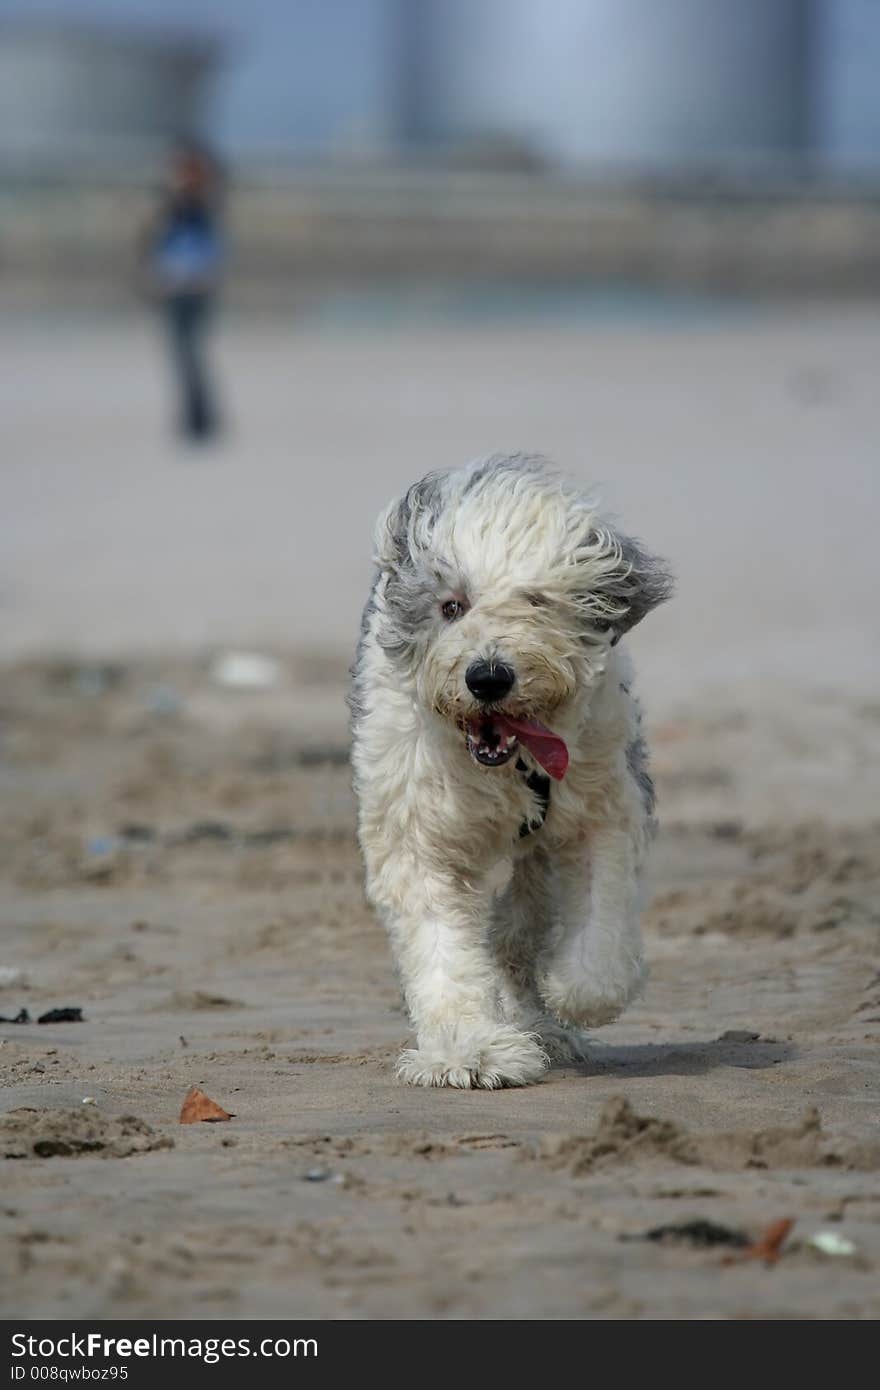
[465,660,516,703]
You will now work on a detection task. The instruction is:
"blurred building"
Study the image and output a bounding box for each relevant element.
[402,0,812,170]
[1,0,879,302]
[399,0,880,176]
[1,0,879,175]
[0,18,222,172]
[815,0,880,172]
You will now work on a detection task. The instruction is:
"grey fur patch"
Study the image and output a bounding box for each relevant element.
[626,733,656,820]
[616,533,675,635]
[380,562,446,662]
[461,451,552,497]
[587,529,674,641]
[381,471,447,567]
[348,570,381,732]
[376,471,458,665]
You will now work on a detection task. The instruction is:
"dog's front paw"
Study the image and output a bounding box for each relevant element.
[540,954,647,1028]
[532,1017,592,1065]
[397,1024,548,1089]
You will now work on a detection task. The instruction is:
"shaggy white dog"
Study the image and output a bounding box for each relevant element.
[350,454,672,1088]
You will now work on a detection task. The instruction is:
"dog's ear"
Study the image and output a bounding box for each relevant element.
[374,472,446,571]
[586,527,674,644]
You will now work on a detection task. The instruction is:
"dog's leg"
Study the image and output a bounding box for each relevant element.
[539,822,647,1028]
[491,846,591,1064]
[375,860,548,1089]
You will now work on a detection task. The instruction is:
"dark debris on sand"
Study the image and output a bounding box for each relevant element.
[0,1007,84,1025]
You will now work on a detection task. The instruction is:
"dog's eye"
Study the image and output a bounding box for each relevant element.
[440,598,467,622]
[591,618,620,646]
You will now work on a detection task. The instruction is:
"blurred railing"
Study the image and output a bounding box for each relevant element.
[2,161,880,307]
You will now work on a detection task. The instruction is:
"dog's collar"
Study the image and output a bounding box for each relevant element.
[516,757,550,838]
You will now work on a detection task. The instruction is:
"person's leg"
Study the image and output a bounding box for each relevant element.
[166,295,216,438]
[185,296,217,437]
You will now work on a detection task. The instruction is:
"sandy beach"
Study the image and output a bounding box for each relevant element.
[1,307,879,1319]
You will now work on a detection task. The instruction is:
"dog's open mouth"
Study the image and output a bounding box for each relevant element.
[465,714,569,780]
[466,716,518,769]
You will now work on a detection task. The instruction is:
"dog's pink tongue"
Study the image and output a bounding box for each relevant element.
[498,716,569,781]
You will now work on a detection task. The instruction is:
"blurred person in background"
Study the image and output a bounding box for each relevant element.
[141,140,225,442]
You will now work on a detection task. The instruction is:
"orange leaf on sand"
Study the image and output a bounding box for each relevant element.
[179,1086,234,1124]
[723,1218,794,1267]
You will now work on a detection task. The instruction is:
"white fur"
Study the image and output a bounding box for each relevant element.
[350,454,670,1088]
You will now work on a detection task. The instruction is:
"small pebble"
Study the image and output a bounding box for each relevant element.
[210,651,281,691]
[81,1097,96,1106]
[86,836,121,858]
[145,685,182,716]
[304,1167,334,1183]
[808,1231,858,1257]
